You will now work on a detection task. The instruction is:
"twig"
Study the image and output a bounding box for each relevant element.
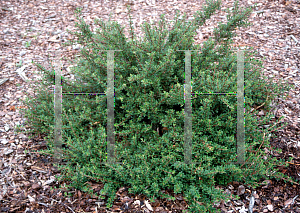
[37,202,49,207]
[286,161,300,166]
[40,195,75,213]
[250,102,265,113]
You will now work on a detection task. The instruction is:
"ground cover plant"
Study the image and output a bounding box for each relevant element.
[19,0,298,212]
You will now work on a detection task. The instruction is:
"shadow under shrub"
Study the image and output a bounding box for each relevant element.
[19,1,298,212]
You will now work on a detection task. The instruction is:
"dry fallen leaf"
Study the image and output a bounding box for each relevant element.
[8,106,15,111]
[48,35,60,42]
[144,200,153,211]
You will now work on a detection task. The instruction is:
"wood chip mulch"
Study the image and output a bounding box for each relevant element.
[1,0,300,212]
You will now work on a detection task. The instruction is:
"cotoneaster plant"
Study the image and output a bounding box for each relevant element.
[19,1,297,212]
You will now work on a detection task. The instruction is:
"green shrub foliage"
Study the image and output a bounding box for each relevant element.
[19,0,297,212]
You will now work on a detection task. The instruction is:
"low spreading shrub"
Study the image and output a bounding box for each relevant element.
[19,1,297,212]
